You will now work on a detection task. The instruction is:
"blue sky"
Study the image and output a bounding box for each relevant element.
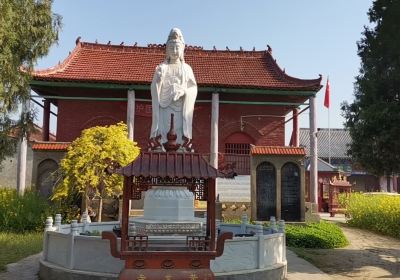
[35,0,373,141]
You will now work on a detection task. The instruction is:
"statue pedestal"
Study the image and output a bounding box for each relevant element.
[144,186,194,220]
[133,186,203,236]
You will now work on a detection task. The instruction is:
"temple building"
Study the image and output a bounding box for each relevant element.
[29,39,322,220]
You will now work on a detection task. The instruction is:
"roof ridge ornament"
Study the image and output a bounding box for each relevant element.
[75,36,81,45]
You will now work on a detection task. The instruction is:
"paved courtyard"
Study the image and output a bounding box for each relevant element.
[288,214,400,280]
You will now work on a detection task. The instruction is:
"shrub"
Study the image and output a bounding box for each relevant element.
[0,188,52,232]
[340,192,400,238]
[53,123,140,222]
[286,221,348,249]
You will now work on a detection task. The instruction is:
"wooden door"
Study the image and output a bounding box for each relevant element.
[256,162,276,220]
[281,163,301,221]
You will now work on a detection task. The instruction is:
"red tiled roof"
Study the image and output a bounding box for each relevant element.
[32,142,70,151]
[32,42,322,91]
[118,152,218,179]
[251,146,306,156]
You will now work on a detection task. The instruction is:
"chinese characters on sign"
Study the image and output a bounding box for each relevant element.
[136,103,153,117]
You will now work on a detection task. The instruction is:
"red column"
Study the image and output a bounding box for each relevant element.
[42,99,50,141]
[208,179,216,251]
[121,176,132,252]
[292,108,299,147]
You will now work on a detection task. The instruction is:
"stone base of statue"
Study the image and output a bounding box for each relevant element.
[119,268,214,280]
[132,186,203,236]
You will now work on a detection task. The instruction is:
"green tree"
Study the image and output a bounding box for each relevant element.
[341,0,400,188]
[0,0,61,166]
[53,123,140,222]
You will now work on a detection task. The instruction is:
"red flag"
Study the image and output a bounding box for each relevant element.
[324,78,330,108]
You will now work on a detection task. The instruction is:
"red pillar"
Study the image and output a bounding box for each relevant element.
[42,99,50,141]
[208,179,216,251]
[121,176,132,252]
[292,108,299,147]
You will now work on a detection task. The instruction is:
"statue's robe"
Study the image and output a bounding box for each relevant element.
[150,61,197,144]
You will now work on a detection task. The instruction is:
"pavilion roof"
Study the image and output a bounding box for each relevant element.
[32,41,322,91]
[32,142,70,151]
[117,152,218,179]
[251,145,306,156]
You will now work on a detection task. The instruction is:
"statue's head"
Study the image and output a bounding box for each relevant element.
[166,28,185,63]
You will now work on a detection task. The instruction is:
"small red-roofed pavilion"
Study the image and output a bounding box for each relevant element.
[250,145,306,221]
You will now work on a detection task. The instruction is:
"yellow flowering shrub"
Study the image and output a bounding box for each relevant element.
[53,123,140,202]
[340,192,400,238]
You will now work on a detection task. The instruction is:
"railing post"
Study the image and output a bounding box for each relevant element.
[54,214,62,232]
[270,216,277,233]
[278,220,286,262]
[70,220,79,236]
[45,216,54,231]
[241,213,248,234]
[67,220,79,269]
[81,210,90,232]
[256,223,265,269]
[278,220,285,233]
[43,216,55,261]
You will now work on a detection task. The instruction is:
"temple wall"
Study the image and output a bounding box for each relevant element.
[55,99,285,153]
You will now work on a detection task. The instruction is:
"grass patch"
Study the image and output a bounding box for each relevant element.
[286,221,349,249]
[0,231,43,271]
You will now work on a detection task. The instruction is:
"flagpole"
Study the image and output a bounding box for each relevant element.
[327,76,331,165]
[328,102,331,164]
[324,76,331,164]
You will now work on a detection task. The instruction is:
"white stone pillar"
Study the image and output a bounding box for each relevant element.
[210,92,219,169]
[127,89,135,140]
[126,89,134,215]
[309,95,318,205]
[54,214,62,231]
[292,108,299,147]
[256,223,265,269]
[17,98,30,195]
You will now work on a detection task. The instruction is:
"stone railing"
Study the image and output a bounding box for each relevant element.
[214,214,286,272]
[219,214,285,236]
[40,212,286,279]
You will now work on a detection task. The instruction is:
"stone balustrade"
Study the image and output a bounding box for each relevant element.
[40,214,287,280]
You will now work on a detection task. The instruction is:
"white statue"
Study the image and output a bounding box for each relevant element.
[149,28,197,151]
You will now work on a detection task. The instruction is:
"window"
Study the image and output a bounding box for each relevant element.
[224,143,250,155]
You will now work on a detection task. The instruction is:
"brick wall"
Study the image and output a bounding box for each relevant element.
[56,100,286,153]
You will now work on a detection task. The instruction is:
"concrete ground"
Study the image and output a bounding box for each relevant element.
[289,213,400,280]
[0,249,332,280]
[286,249,333,280]
[0,253,41,280]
